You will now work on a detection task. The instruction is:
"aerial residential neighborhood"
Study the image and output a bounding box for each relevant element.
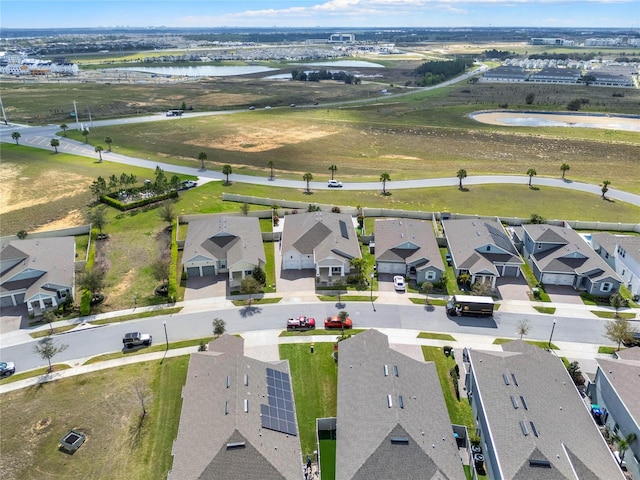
[0,9,639,480]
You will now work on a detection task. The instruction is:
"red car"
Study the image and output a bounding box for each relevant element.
[324,316,353,329]
[287,316,316,331]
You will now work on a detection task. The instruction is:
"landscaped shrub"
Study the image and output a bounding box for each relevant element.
[100,190,178,211]
[167,218,178,302]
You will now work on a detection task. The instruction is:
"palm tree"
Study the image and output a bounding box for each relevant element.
[560,163,570,179]
[81,128,90,143]
[328,164,338,180]
[50,138,60,153]
[105,136,113,152]
[303,172,313,194]
[380,172,390,195]
[526,168,537,187]
[267,160,275,180]
[222,164,232,185]
[456,169,467,189]
[198,152,207,171]
[614,432,637,461]
[60,123,68,136]
[338,310,349,334]
[11,131,20,145]
[601,180,611,199]
[95,145,104,162]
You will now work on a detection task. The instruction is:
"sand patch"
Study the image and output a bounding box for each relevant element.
[187,124,339,152]
[32,210,85,233]
[381,154,423,161]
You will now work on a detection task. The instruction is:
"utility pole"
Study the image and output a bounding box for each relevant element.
[0,96,8,125]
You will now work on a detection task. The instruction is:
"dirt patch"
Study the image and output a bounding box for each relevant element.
[381,154,423,161]
[187,124,340,152]
[32,209,85,233]
[109,269,136,298]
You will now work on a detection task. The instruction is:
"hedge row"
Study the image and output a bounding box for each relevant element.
[79,229,97,316]
[168,217,178,302]
[101,190,178,211]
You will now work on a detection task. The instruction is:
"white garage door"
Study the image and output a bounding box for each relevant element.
[542,273,574,286]
[377,262,406,275]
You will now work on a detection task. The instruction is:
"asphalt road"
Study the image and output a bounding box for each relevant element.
[1,302,611,372]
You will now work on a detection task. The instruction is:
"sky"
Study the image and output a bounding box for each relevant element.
[0,0,638,30]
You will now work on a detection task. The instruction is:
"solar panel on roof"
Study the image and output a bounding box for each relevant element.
[260,368,297,436]
[339,220,349,239]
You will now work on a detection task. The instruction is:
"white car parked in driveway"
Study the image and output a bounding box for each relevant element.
[393,276,406,292]
[327,180,343,188]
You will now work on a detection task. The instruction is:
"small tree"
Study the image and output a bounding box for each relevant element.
[526,168,536,187]
[601,180,611,199]
[33,337,68,373]
[95,145,104,162]
[82,128,90,143]
[614,432,637,461]
[529,213,546,224]
[334,278,346,306]
[158,200,176,230]
[252,265,266,285]
[567,98,582,111]
[60,123,68,136]
[349,258,368,285]
[560,163,570,179]
[267,160,275,180]
[87,205,108,236]
[105,136,113,152]
[240,202,250,216]
[11,131,21,145]
[604,317,638,350]
[42,310,57,334]
[456,169,467,189]
[240,276,262,303]
[151,254,171,292]
[222,164,232,185]
[50,138,60,153]
[16,229,28,239]
[610,292,625,318]
[89,176,108,202]
[421,281,434,305]
[380,172,391,195]
[80,265,106,301]
[328,164,338,180]
[133,379,149,420]
[516,319,530,340]
[213,317,226,336]
[525,92,535,105]
[566,361,585,387]
[303,172,313,194]
[198,151,207,171]
[338,310,349,333]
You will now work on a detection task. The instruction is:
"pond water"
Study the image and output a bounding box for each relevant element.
[471,111,640,132]
[302,60,385,68]
[121,65,279,77]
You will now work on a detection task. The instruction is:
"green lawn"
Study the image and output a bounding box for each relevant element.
[591,311,636,320]
[0,357,188,480]
[418,332,457,341]
[421,346,474,428]
[533,306,556,315]
[493,338,558,350]
[279,343,338,455]
[83,337,213,364]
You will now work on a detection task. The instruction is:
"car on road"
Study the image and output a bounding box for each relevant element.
[123,332,152,349]
[287,316,316,331]
[393,276,406,292]
[290,103,296,108]
[327,180,343,188]
[313,102,319,105]
[264,106,272,109]
[248,106,256,110]
[324,316,352,329]
[0,361,16,376]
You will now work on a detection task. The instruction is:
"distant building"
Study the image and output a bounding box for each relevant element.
[529,67,581,84]
[481,66,529,82]
[530,38,574,46]
[329,33,355,43]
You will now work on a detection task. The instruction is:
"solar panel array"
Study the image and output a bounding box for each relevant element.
[260,368,297,436]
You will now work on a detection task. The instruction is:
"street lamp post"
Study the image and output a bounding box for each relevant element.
[163,320,169,352]
[548,319,557,350]
[370,273,376,312]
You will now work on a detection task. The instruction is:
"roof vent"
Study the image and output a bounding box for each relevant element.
[503,373,510,385]
[520,396,528,410]
[225,401,229,415]
[387,395,393,408]
[244,399,249,413]
[244,374,249,386]
[520,421,529,436]
[529,459,551,468]
[394,365,399,377]
[227,441,246,449]
[384,365,389,376]
[390,437,409,445]
[511,373,519,386]
[226,376,231,388]
[511,395,519,409]
[530,422,539,437]
[398,395,404,409]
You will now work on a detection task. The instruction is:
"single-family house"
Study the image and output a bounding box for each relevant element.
[520,224,621,295]
[168,335,303,480]
[442,218,523,288]
[590,348,640,479]
[465,340,625,480]
[182,216,266,287]
[0,237,75,315]
[335,329,466,480]
[591,233,640,299]
[374,218,445,285]
[280,212,361,285]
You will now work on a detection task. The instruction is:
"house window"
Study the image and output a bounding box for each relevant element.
[219,261,227,269]
[621,269,625,276]
[605,252,609,259]
[486,246,490,251]
[426,271,436,280]
[245,270,253,276]
[331,267,342,274]
[601,282,613,293]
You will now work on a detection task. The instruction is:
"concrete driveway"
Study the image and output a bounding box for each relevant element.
[273,241,315,293]
[544,285,584,305]
[184,275,228,301]
[496,276,531,301]
[377,273,407,293]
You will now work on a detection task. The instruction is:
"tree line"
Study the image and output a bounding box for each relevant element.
[413,58,472,86]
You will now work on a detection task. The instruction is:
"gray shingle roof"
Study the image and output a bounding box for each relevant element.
[0,237,75,302]
[335,329,465,480]
[597,357,640,427]
[281,212,361,264]
[468,341,624,480]
[442,219,522,275]
[168,335,302,480]
[374,219,444,272]
[592,232,640,265]
[523,225,620,282]
[182,216,266,269]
